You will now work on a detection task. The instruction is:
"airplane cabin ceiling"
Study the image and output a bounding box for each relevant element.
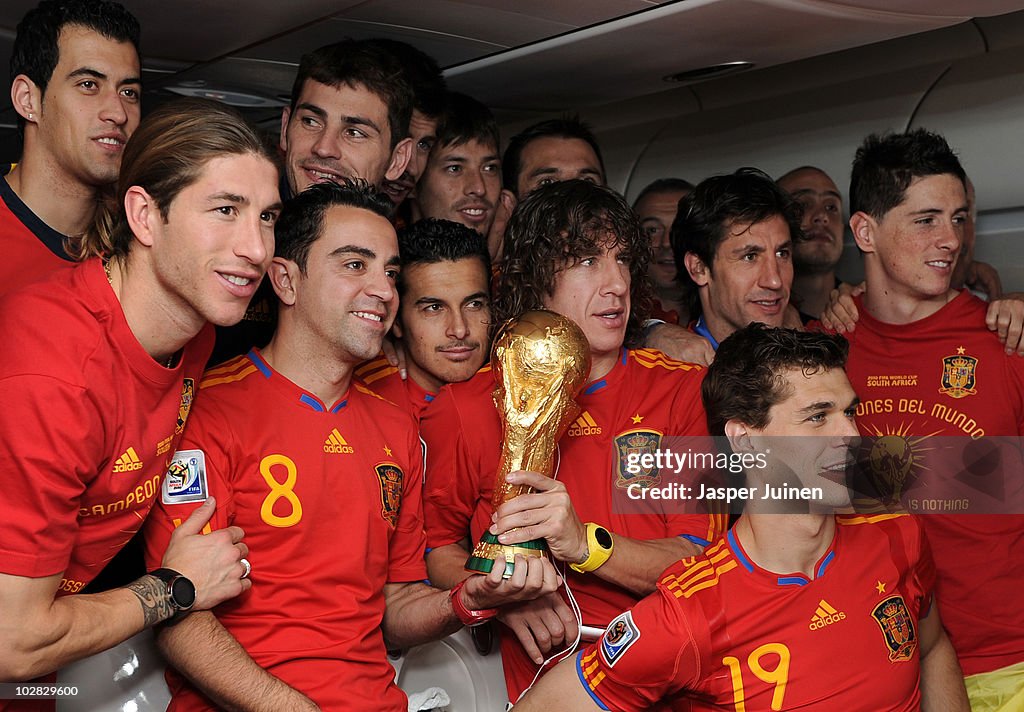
[3,0,1024,144]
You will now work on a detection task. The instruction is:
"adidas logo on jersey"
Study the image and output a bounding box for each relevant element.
[568,411,602,437]
[809,599,846,630]
[324,428,354,454]
[112,447,143,473]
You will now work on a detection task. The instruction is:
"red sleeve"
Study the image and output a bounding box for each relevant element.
[576,584,705,710]
[386,422,429,583]
[1005,349,1024,435]
[905,515,937,618]
[142,404,235,570]
[420,385,485,548]
[0,375,105,577]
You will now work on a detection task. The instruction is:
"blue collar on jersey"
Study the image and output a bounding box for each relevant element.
[693,316,720,351]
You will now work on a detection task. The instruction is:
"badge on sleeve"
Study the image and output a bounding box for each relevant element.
[601,611,641,667]
[162,449,208,504]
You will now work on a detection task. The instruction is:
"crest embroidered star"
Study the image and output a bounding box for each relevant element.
[383,445,393,457]
[631,413,644,424]
[876,580,886,594]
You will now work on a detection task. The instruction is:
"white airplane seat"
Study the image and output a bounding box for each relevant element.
[56,630,171,712]
[55,627,509,712]
[392,627,509,711]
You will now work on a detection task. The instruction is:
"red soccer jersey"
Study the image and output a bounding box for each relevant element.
[577,514,935,711]
[841,291,1024,675]
[356,354,437,422]
[421,348,726,699]
[144,350,427,712]
[649,298,680,325]
[0,171,75,297]
[0,258,212,591]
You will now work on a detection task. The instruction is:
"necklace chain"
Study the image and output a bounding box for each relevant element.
[104,258,175,369]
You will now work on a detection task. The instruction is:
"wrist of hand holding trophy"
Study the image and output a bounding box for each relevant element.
[569,523,615,574]
[449,578,498,627]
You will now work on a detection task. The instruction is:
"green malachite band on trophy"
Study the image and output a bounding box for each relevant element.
[465,532,548,576]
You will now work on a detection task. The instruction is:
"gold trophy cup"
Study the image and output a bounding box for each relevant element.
[465,309,591,577]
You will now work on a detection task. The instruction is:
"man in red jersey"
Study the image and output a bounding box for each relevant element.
[423,180,726,704]
[357,218,492,422]
[146,181,557,711]
[2,0,141,295]
[835,129,1024,710]
[0,99,279,684]
[517,324,968,711]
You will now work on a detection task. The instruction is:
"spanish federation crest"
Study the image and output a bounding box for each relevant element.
[871,595,917,662]
[375,462,404,527]
[614,429,663,489]
[175,378,196,434]
[938,348,977,399]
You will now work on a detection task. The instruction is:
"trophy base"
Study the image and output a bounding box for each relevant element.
[465,531,548,578]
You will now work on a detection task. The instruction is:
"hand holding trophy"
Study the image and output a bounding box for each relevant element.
[466,309,591,577]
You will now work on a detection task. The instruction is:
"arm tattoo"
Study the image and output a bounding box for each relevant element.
[126,575,174,627]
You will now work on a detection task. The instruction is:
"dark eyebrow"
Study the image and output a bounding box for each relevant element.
[797,400,835,415]
[578,167,603,179]
[296,102,327,120]
[796,395,861,415]
[462,290,489,303]
[208,192,248,204]
[328,245,375,259]
[342,115,382,134]
[729,242,766,256]
[528,166,560,179]
[67,67,142,86]
[68,67,106,81]
[790,187,842,201]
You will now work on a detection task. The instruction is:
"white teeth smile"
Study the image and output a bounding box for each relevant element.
[463,209,484,216]
[97,138,122,145]
[310,170,336,180]
[223,275,251,286]
[353,311,382,322]
[927,261,950,268]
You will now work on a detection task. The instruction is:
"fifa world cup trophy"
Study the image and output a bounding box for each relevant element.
[466,309,591,577]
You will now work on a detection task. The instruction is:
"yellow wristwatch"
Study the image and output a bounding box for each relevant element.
[570,523,614,573]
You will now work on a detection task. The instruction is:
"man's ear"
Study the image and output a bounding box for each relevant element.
[724,419,754,454]
[124,186,159,247]
[384,137,414,183]
[268,257,298,306]
[684,252,710,287]
[279,106,292,153]
[850,211,877,254]
[10,75,40,124]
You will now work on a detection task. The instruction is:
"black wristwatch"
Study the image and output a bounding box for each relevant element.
[149,568,196,624]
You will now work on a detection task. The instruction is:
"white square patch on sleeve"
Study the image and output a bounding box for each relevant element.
[162,449,208,504]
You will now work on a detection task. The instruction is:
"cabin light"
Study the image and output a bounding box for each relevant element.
[663,61,754,83]
[165,85,286,108]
